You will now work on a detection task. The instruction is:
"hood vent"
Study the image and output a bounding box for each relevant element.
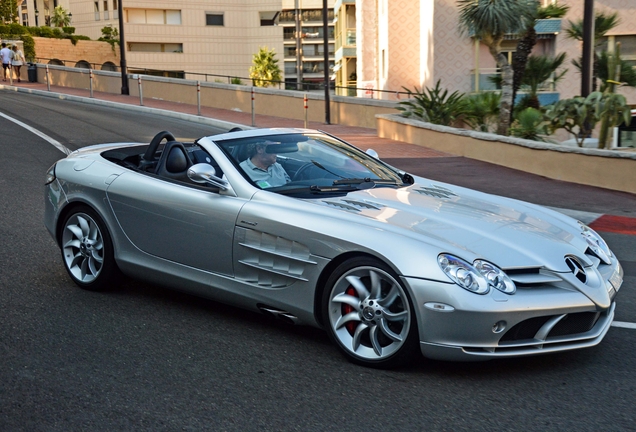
[322,199,383,212]
[415,186,458,199]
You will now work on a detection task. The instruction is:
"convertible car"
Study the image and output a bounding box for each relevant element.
[44,128,623,368]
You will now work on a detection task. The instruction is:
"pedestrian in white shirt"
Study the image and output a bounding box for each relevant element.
[0,43,12,81]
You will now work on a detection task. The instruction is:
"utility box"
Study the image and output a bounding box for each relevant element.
[28,63,37,82]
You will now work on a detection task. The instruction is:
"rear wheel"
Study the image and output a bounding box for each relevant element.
[60,206,120,291]
[323,257,419,368]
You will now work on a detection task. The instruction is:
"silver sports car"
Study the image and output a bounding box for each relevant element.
[45,128,623,368]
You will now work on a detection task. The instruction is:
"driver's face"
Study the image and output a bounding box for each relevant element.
[256,146,277,167]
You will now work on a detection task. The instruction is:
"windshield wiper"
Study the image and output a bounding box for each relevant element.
[333,178,401,187]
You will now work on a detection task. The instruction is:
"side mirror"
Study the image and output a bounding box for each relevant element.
[366,149,379,159]
[187,163,229,190]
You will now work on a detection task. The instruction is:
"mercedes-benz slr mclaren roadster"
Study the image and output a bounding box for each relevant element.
[44,128,623,368]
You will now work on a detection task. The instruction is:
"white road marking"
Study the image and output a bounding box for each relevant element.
[612,321,636,330]
[0,111,71,155]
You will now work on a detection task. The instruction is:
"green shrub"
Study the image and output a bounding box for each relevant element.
[397,80,467,126]
[20,35,36,61]
[510,108,550,142]
[464,92,500,132]
[62,26,76,35]
[231,77,243,85]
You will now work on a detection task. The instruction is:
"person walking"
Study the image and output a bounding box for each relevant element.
[0,43,12,81]
[11,45,25,82]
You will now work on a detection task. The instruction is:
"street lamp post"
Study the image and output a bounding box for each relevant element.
[581,0,594,97]
[322,0,330,124]
[34,9,39,26]
[117,0,129,95]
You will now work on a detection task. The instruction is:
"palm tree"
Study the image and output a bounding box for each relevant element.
[511,2,569,117]
[457,0,537,136]
[50,5,72,27]
[565,12,620,91]
[521,53,567,109]
[249,47,282,88]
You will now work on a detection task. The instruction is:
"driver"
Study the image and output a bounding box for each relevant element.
[239,141,291,188]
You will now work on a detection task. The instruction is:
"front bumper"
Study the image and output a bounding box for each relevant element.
[404,273,618,362]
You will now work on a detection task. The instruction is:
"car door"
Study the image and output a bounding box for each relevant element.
[106,171,246,276]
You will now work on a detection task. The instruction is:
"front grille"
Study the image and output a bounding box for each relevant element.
[548,312,600,337]
[499,316,551,342]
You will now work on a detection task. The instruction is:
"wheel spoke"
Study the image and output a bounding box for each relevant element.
[63,239,81,249]
[345,275,370,300]
[332,293,361,311]
[379,319,403,342]
[383,309,408,322]
[378,283,400,308]
[369,270,382,299]
[334,311,361,330]
[66,224,83,240]
[91,249,103,263]
[78,216,90,237]
[69,252,84,269]
[87,256,99,277]
[369,325,382,357]
[352,322,368,352]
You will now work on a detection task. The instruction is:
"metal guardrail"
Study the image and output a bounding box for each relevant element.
[33,57,411,100]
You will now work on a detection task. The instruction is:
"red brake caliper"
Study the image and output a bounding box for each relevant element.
[343,286,358,335]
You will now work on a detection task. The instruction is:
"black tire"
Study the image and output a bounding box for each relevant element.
[322,257,420,368]
[60,206,121,291]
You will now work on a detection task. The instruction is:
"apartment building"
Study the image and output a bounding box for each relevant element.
[23,0,285,80]
[334,0,636,103]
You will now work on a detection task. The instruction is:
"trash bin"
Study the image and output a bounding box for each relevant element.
[28,63,37,83]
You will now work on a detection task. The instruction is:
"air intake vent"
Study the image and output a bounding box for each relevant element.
[414,187,457,199]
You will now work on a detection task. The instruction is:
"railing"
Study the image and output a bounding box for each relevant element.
[33,57,412,99]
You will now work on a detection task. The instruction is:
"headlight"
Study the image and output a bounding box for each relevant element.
[438,254,489,294]
[45,163,57,185]
[474,260,516,294]
[579,222,612,265]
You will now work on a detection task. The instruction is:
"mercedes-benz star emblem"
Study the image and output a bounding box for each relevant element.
[565,256,587,283]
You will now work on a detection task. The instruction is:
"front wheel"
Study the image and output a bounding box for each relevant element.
[322,257,419,368]
[60,206,121,291]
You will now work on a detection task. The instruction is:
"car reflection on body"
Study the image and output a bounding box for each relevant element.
[44,128,623,368]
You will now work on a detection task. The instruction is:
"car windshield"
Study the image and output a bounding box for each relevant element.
[216,133,406,195]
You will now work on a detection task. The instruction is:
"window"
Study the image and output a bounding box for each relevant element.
[94,1,100,21]
[615,35,636,68]
[206,13,224,26]
[104,0,109,20]
[127,9,181,25]
[128,43,183,53]
[113,0,118,19]
[260,11,279,26]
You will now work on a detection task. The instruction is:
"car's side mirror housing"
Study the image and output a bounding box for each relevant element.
[366,149,379,159]
[187,163,229,191]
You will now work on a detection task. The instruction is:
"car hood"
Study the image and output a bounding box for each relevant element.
[312,181,589,272]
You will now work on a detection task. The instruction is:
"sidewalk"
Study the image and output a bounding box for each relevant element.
[4,79,636,231]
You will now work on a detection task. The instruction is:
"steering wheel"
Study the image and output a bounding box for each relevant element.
[292,162,316,181]
[140,131,176,170]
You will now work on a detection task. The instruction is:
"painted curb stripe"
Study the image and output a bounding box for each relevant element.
[612,321,636,330]
[589,215,636,236]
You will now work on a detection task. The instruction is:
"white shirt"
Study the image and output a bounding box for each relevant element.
[0,47,12,65]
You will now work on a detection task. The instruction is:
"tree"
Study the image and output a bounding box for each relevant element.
[565,11,620,91]
[0,0,19,24]
[520,53,567,109]
[457,0,537,136]
[511,1,569,118]
[249,47,282,88]
[50,5,72,27]
[544,94,601,147]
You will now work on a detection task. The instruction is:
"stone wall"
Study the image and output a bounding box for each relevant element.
[33,37,119,70]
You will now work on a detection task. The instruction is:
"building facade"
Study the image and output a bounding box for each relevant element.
[334,0,636,103]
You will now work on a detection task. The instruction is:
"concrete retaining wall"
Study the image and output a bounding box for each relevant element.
[377,114,636,194]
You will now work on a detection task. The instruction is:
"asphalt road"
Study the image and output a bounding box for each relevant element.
[0,91,634,431]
